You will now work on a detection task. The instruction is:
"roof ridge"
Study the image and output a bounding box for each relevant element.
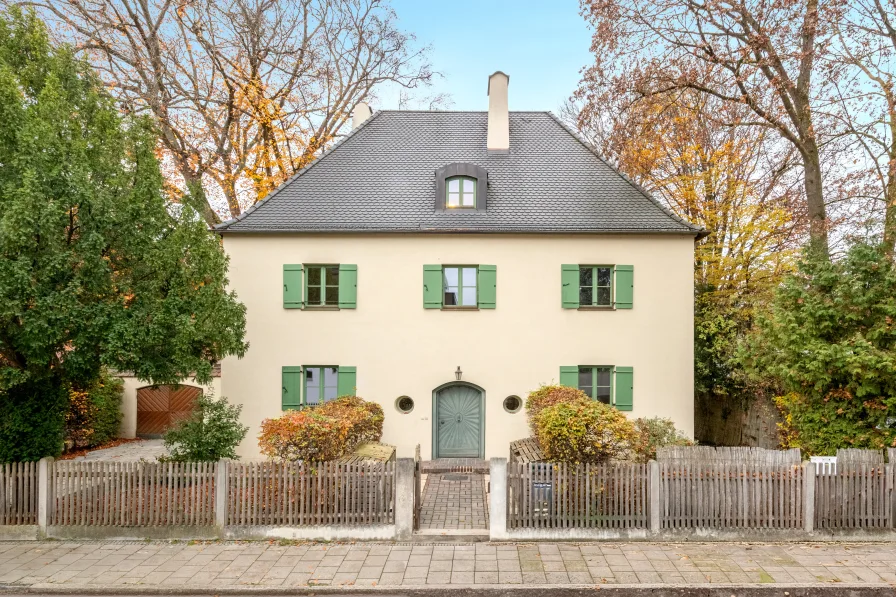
[543,111,705,236]
[215,109,385,231]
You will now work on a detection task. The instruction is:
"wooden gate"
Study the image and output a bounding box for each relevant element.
[413,444,422,530]
[136,385,202,437]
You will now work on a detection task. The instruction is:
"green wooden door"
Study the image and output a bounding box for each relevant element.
[435,385,483,458]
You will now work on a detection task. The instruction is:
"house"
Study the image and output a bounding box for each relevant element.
[216,72,704,460]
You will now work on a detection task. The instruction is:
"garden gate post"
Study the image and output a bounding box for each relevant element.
[489,458,507,541]
[37,457,52,537]
[395,458,415,540]
[803,461,815,533]
[215,459,229,533]
[648,460,660,534]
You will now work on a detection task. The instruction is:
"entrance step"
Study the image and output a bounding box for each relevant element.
[412,529,490,543]
[420,458,489,474]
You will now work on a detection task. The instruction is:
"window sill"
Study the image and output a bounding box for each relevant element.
[303,306,340,311]
[577,306,615,311]
[440,306,480,311]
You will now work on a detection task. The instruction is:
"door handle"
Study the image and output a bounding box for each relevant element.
[440,420,445,425]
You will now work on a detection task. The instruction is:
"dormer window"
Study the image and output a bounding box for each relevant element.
[435,163,488,212]
[447,176,476,208]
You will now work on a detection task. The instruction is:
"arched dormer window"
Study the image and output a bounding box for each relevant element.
[435,163,488,212]
[446,176,476,208]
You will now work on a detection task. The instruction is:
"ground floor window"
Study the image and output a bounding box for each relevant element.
[304,366,338,405]
[578,366,612,404]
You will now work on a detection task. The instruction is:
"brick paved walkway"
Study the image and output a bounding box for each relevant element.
[418,473,489,530]
[1,541,895,590]
[69,439,167,461]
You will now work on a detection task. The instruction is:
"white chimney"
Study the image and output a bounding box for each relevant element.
[487,71,510,154]
[352,102,373,129]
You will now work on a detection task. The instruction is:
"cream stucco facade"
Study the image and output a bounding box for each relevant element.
[221,232,695,461]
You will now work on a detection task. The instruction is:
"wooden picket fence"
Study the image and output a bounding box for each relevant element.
[226,461,395,526]
[507,462,649,529]
[815,463,894,529]
[51,461,215,526]
[660,463,804,529]
[1,462,37,525]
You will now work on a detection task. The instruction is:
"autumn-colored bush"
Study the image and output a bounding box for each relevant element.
[65,371,124,450]
[534,400,636,464]
[317,396,384,445]
[258,396,384,462]
[630,417,693,463]
[525,385,590,434]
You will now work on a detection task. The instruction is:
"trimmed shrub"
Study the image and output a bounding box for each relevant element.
[534,400,636,464]
[317,396,384,445]
[65,371,124,450]
[162,393,248,462]
[525,385,590,433]
[631,417,693,463]
[258,396,384,462]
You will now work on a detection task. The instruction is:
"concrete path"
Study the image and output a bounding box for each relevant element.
[1,541,895,592]
[68,439,166,462]
[418,473,489,530]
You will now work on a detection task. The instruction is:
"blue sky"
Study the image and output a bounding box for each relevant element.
[381,1,593,113]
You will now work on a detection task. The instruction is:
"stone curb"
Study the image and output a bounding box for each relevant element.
[2,584,895,596]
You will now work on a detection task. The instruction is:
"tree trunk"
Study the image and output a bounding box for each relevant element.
[801,140,829,259]
[181,169,220,227]
[883,170,896,254]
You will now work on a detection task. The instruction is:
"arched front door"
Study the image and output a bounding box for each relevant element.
[433,383,484,458]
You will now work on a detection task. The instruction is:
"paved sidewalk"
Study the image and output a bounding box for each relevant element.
[1,541,895,592]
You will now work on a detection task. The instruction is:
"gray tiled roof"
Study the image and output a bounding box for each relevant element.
[216,111,701,235]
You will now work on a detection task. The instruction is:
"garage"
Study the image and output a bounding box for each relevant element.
[136,385,202,437]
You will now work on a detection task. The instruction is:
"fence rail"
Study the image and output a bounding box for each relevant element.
[51,461,216,526]
[507,462,648,529]
[226,461,395,526]
[660,463,804,529]
[1,462,37,525]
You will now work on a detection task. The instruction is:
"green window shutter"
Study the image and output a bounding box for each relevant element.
[338,264,357,308]
[423,265,443,309]
[282,366,302,409]
[561,264,579,309]
[559,366,578,388]
[337,366,357,397]
[614,265,634,309]
[477,265,497,309]
[283,264,304,309]
[614,366,634,411]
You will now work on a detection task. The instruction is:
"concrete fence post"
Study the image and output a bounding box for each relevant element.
[215,459,229,533]
[648,460,660,534]
[803,461,815,533]
[37,457,52,537]
[395,458,415,540]
[489,458,507,541]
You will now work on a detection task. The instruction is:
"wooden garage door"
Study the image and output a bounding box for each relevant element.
[136,385,202,437]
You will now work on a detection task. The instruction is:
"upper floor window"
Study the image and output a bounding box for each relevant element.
[443,266,478,306]
[580,266,612,307]
[447,176,476,208]
[306,265,339,306]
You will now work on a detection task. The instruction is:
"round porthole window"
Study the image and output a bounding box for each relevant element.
[395,396,414,414]
[503,395,522,413]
